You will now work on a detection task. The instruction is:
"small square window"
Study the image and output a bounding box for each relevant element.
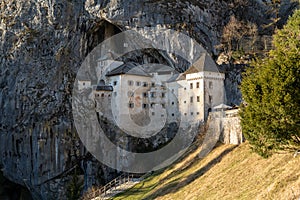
[184,113,187,116]
[151,103,155,108]
[136,81,141,86]
[161,93,165,98]
[113,81,117,86]
[101,93,105,97]
[151,82,155,87]
[172,102,174,105]
[128,80,133,86]
[171,113,175,116]
[152,112,155,116]
[162,104,165,108]
[143,104,149,109]
[143,82,148,87]
[197,96,200,102]
[184,101,186,103]
[191,112,193,115]
[124,42,129,47]
[197,112,199,115]
[129,103,134,108]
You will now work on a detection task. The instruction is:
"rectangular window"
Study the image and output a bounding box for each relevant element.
[162,104,165,108]
[172,101,175,105]
[197,96,200,102]
[143,104,149,109]
[209,81,213,89]
[151,92,156,98]
[190,83,193,89]
[151,103,155,108]
[136,81,141,86]
[152,112,155,116]
[113,81,117,86]
[161,92,165,98]
[190,96,193,103]
[209,95,212,103]
[196,82,199,88]
[191,112,193,115]
[114,92,117,97]
[143,92,148,98]
[143,82,148,87]
[151,82,155,87]
[128,80,133,86]
[197,112,199,115]
[129,103,134,108]
[172,113,175,116]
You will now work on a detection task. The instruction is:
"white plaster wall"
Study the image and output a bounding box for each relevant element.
[96,59,124,81]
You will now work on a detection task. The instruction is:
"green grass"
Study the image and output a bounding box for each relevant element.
[113,142,300,200]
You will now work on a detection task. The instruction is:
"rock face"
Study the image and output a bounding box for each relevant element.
[0,0,298,199]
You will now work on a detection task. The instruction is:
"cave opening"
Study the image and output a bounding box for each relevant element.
[86,20,123,56]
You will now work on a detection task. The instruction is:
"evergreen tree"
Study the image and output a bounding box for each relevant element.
[66,168,84,200]
[240,9,300,157]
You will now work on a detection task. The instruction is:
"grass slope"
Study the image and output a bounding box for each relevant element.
[113,142,300,200]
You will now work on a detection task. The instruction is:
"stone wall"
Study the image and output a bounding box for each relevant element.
[208,109,243,145]
[219,109,244,145]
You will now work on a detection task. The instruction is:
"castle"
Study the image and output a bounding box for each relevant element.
[77,53,226,136]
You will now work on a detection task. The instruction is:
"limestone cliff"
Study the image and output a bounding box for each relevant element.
[0,0,298,199]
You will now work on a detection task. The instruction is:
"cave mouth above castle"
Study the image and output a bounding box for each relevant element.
[86,19,123,54]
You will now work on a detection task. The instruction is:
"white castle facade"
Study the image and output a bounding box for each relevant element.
[77,53,225,133]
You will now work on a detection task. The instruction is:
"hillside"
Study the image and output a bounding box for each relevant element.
[113,142,300,200]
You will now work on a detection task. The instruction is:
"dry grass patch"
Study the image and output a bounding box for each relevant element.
[113,142,300,200]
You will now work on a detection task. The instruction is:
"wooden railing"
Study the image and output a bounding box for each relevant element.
[81,173,145,200]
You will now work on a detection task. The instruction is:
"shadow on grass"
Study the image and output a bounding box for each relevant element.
[141,145,238,200]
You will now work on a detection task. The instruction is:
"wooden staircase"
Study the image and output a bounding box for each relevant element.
[81,173,146,200]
